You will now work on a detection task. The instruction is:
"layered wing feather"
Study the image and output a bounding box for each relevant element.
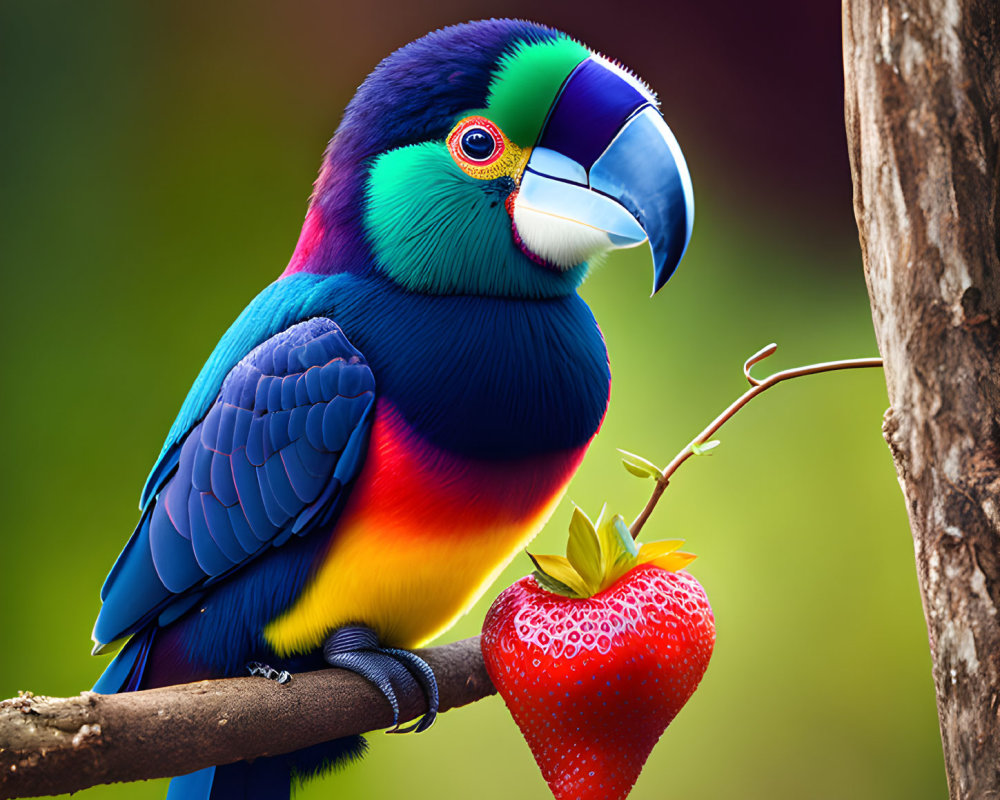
[93,317,375,649]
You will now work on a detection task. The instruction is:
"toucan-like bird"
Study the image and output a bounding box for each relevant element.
[91,18,694,799]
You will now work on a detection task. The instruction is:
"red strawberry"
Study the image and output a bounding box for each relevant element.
[481,507,715,800]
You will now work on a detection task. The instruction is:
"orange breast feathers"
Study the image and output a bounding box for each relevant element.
[264,399,590,654]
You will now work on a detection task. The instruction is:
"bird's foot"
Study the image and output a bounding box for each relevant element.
[246,661,292,684]
[322,626,439,733]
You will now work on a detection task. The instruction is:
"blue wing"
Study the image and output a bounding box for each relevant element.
[93,317,375,650]
[139,272,345,511]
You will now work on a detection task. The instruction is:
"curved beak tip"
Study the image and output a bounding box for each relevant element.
[587,106,694,298]
[650,206,694,297]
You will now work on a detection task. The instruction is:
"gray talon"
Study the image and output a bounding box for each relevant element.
[322,625,439,732]
[247,661,292,684]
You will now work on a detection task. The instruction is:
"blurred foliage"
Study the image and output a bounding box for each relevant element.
[0,2,945,799]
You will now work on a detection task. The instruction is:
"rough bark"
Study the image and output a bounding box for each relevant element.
[0,636,494,799]
[843,1,1000,797]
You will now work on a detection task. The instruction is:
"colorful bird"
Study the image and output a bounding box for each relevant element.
[91,18,694,799]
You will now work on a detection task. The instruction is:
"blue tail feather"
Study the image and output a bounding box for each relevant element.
[166,761,286,800]
[165,738,367,799]
[92,627,156,694]
[165,767,217,800]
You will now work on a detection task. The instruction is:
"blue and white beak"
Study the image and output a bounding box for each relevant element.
[512,56,695,294]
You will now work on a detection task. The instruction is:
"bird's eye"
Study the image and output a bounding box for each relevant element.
[447,117,512,176]
[460,127,496,161]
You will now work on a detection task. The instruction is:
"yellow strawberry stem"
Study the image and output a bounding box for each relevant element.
[628,343,884,540]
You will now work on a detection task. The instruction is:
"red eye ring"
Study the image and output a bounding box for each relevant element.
[448,117,505,167]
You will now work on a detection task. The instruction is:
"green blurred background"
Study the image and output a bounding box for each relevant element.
[0,1,946,798]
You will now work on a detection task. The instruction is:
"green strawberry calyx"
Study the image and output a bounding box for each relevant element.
[528,505,696,599]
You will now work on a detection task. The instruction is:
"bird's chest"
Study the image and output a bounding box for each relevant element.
[270,399,591,650]
[262,290,610,653]
[334,289,611,459]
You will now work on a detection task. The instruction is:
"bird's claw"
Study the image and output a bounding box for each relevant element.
[246,661,292,684]
[322,626,439,733]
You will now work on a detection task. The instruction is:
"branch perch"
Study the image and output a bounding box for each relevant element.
[0,637,494,799]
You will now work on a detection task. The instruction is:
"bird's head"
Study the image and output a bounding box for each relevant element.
[285,19,693,299]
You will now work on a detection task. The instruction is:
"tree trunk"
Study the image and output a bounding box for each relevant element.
[843,1,1000,796]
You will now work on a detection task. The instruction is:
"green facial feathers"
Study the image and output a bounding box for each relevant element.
[478,36,588,146]
[365,145,588,297]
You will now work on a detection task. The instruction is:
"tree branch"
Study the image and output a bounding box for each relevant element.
[0,637,494,799]
[843,0,1000,796]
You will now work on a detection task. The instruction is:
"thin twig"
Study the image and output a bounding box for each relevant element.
[629,344,883,539]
